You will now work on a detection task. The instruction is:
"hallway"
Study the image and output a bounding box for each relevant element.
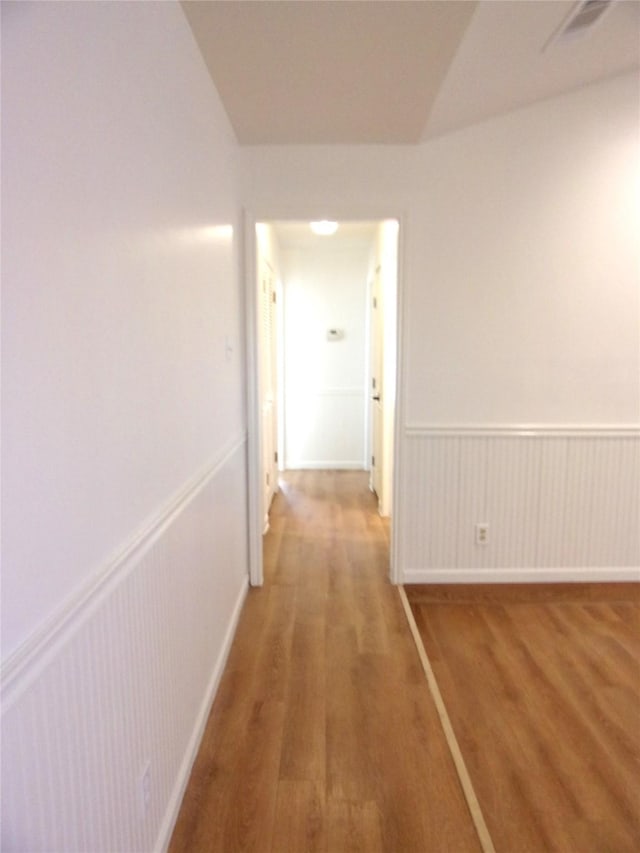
[170,471,479,852]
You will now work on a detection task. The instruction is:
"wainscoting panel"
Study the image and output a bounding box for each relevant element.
[1,435,249,852]
[400,427,640,583]
[284,387,366,469]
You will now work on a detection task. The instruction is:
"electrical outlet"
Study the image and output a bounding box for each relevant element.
[140,761,151,817]
[475,523,489,545]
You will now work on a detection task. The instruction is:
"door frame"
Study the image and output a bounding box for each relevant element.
[369,261,384,505]
[244,207,407,587]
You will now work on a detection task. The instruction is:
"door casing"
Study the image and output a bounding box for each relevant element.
[244,208,406,587]
[370,262,384,503]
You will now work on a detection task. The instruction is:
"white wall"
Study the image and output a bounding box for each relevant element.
[2,3,247,849]
[242,72,640,427]
[242,72,640,579]
[280,242,370,468]
[405,75,639,427]
[371,221,399,515]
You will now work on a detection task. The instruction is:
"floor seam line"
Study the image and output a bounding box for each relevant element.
[398,585,497,853]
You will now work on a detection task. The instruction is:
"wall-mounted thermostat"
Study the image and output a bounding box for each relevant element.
[326,328,344,341]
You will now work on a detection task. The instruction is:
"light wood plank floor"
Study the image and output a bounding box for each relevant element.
[407,583,640,853]
[170,471,480,852]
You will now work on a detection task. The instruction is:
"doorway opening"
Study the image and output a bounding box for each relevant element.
[246,216,401,586]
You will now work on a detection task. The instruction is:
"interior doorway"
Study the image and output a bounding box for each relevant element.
[246,215,401,586]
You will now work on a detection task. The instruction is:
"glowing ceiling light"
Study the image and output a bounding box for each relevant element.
[310,220,338,236]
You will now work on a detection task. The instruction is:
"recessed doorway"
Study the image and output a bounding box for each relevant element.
[246,215,401,586]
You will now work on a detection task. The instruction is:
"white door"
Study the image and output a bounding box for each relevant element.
[370,265,384,502]
[259,258,278,530]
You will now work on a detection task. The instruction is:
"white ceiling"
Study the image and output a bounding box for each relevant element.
[182,0,640,145]
[270,220,380,251]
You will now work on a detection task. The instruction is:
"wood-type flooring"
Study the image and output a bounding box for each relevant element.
[407,582,640,853]
[171,470,640,852]
[170,471,480,852]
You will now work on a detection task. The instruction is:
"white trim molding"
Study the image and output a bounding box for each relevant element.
[403,568,640,584]
[397,424,640,584]
[1,434,250,853]
[245,206,408,587]
[284,461,366,470]
[1,431,248,704]
[156,578,247,852]
[405,423,640,437]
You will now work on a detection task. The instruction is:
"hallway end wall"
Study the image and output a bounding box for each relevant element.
[280,241,370,469]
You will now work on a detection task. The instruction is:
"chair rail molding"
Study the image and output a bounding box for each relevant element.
[2,430,248,703]
[1,432,249,853]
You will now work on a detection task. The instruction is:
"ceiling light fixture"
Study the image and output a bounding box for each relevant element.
[310,220,338,236]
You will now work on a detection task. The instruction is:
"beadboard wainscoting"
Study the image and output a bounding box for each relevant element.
[399,426,640,583]
[1,435,249,853]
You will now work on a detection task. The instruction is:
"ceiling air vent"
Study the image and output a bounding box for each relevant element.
[544,0,616,49]
[563,0,614,34]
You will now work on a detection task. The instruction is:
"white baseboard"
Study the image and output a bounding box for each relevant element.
[402,567,640,584]
[284,461,365,470]
[156,578,248,852]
